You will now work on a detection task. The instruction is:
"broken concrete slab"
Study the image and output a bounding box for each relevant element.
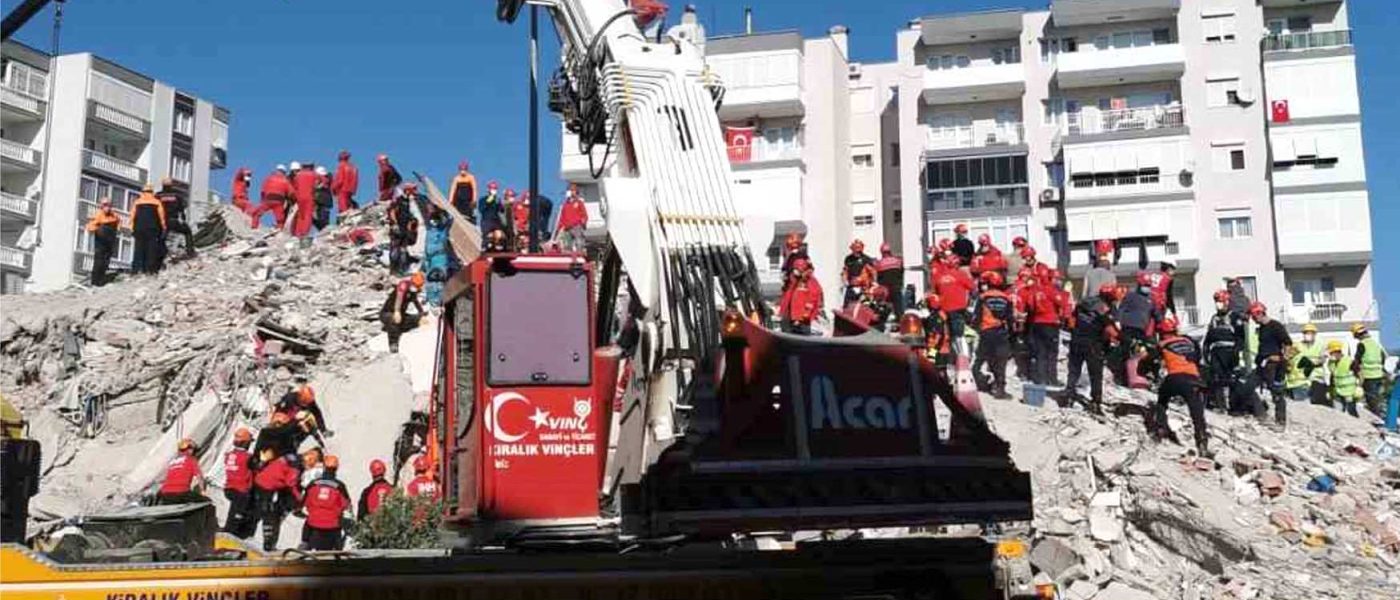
[1029,537,1079,580]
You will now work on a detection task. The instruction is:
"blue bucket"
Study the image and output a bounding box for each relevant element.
[1023,384,1047,408]
[1306,474,1337,494]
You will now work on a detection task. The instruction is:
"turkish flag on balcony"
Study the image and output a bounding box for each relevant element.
[1271,99,1290,123]
[726,126,755,163]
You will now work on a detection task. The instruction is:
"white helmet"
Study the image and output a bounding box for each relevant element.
[276,164,287,173]
[289,161,302,171]
[314,165,328,176]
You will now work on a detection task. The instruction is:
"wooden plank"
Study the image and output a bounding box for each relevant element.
[414,172,481,265]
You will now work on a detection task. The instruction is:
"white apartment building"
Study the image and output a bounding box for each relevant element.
[885,0,1375,335]
[1,40,229,294]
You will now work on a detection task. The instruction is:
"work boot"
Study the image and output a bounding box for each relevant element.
[1195,438,1214,459]
[993,386,1012,401]
[1085,399,1104,416]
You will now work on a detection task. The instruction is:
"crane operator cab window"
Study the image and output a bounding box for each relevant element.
[488,268,591,386]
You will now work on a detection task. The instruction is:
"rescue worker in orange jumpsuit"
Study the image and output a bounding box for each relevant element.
[129,183,166,274]
[1155,317,1210,456]
[253,452,303,551]
[448,161,478,221]
[376,154,402,203]
[301,454,351,550]
[556,184,589,252]
[331,151,359,215]
[291,163,318,237]
[223,428,257,538]
[85,197,121,287]
[841,240,876,306]
[779,233,809,288]
[251,165,294,229]
[157,438,205,504]
[1061,284,1121,414]
[405,455,440,499]
[778,257,823,335]
[358,459,395,520]
[231,167,253,214]
[972,271,1015,399]
[382,272,426,353]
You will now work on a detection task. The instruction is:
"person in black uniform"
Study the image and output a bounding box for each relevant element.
[129,183,166,274]
[156,177,194,261]
[1248,302,1294,428]
[1061,283,1120,414]
[950,223,975,266]
[1111,273,1161,384]
[972,271,1015,399]
[1202,289,1245,411]
[1155,317,1211,457]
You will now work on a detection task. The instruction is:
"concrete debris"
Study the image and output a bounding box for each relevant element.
[2,203,419,530]
[982,359,1399,599]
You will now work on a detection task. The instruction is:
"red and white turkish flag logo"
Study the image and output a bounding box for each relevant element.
[1271,99,1290,123]
[725,126,755,163]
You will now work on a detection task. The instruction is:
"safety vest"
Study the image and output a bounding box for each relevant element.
[1358,337,1385,380]
[1331,356,1360,400]
[1286,341,1326,388]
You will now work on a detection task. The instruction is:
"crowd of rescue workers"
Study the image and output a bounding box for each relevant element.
[85,152,593,552]
[776,226,1389,460]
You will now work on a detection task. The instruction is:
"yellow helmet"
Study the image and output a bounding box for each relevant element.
[1349,323,1367,336]
[1326,340,1344,353]
[1301,323,1318,334]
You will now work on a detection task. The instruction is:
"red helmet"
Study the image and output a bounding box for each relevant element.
[1248,302,1267,317]
[458,161,469,172]
[487,180,499,190]
[369,459,387,478]
[297,386,315,406]
[1158,317,1179,334]
[1011,236,1028,248]
[937,238,953,252]
[980,271,1005,288]
[977,233,992,247]
[505,188,516,197]
[870,285,889,300]
[924,292,941,308]
[785,233,802,250]
[1213,289,1230,303]
[1098,283,1119,300]
[1019,246,1036,259]
[376,153,388,163]
[1136,271,1153,287]
[954,223,969,235]
[850,239,865,252]
[323,455,340,470]
[413,455,431,473]
[338,150,351,160]
[271,412,291,426]
[791,257,811,273]
[879,242,891,255]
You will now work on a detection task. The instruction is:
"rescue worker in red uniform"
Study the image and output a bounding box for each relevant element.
[231,167,253,214]
[290,163,318,237]
[971,234,1007,278]
[932,253,975,345]
[405,455,440,499]
[1018,246,1052,286]
[841,240,877,306]
[1023,274,1065,385]
[556,184,589,253]
[874,243,905,312]
[512,191,533,249]
[972,271,1015,399]
[358,459,395,520]
[1145,262,1176,317]
[251,165,294,229]
[778,257,823,335]
[331,151,359,215]
[376,154,403,203]
[301,455,351,550]
[222,428,257,539]
[129,184,166,275]
[1009,270,1037,379]
[1155,317,1210,456]
[253,452,303,551]
[157,438,205,504]
[1061,284,1121,414]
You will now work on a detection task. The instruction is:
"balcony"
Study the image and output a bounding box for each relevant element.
[1063,105,1185,139]
[83,149,147,184]
[1052,0,1179,27]
[1277,301,1377,328]
[211,146,227,170]
[1,245,32,274]
[925,186,1029,214]
[1274,194,1371,268]
[1056,44,1185,89]
[922,62,1025,105]
[0,138,42,171]
[1263,29,1352,53]
[925,122,1024,152]
[1,86,45,120]
[708,45,804,120]
[727,143,802,168]
[0,192,38,222]
[87,100,151,139]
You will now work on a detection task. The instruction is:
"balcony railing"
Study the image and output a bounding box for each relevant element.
[83,149,147,184]
[1263,29,1352,53]
[0,192,38,221]
[728,144,803,165]
[1276,301,1377,326]
[0,138,41,168]
[74,251,132,274]
[925,186,1029,213]
[1065,105,1184,137]
[88,100,151,138]
[926,122,1024,151]
[1,86,44,116]
[1,246,32,272]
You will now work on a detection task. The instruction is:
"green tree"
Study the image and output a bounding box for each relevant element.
[349,490,443,549]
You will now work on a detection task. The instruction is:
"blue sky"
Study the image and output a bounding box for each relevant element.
[11,0,1396,343]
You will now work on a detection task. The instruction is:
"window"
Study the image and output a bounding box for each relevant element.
[1287,16,1312,33]
[1212,143,1245,171]
[488,270,590,386]
[992,46,1020,65]
[1218,216,1252,239]
[854,215,875,226]
[1207,77,1241,108]
[1153,28,1172,44]
[1290,278,1335,306]
[852,154,874,168]
[927,54,970,70]
[890,143,899,167]
[1230,149,1245,170]
[893,208,902,224]
[1139,168,1160,184]
[1203,15,1237,43]
[170,155,193,182]
[174,110,194,136]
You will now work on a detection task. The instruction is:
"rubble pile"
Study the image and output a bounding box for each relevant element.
[0,206,408,517]
[985,382,1400,599]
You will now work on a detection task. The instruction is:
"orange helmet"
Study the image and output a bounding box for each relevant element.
[271,412,292,426]
[785,233,802,250]
[369,459,387,478]
[413,455,431,473]
[297,386,316,406]
[233,428,253,444]
[1158,317,1179,334]
[954,223,969,235]
[323,455,340,470]
[409,271,426,289]
[178,438,195,452]
[850,239,865,252]
[980,271,1005,288]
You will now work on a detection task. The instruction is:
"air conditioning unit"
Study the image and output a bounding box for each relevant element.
[1039,188,1062,205]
